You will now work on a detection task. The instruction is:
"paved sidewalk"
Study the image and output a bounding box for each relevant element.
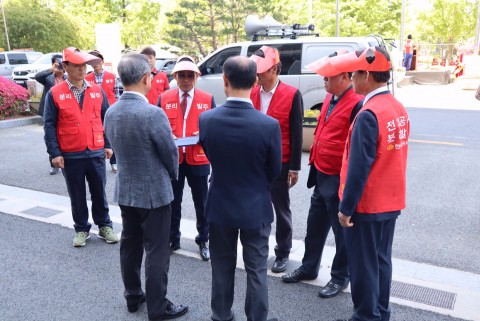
[394,83,479,110]
[0,183,478,321]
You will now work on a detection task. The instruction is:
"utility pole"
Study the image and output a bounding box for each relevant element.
[336,0,340,37]
[474,0,480,55]
[0,0,10,51]
[400,0,406,65]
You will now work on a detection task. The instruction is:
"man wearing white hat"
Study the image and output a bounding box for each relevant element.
[43,47,119,247]
[157,55,216,261]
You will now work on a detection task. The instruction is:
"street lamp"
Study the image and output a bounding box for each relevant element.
[0,0,10,51]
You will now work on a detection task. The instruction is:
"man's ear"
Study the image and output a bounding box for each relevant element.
[223,74,229,88]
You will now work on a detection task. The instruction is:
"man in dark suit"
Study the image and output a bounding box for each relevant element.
[35,53,66,175]
[104,53,188,321]
[199,56,281,321]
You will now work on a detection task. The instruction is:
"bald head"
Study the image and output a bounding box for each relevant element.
[223,56,257,90]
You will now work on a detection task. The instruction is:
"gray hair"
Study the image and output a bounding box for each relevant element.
[117,53,151,86]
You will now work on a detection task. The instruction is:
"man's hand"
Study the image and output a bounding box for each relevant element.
[338,212,354,228]
[288,171,299,188]
[52,156,64,169]
[104,148,113,159]
[192,131,199,136]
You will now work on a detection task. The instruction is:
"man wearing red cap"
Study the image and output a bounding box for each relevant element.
[86,49,120,173]
[250,46,304,273]
[157,55,216,262]
[141,46,170,105]
[43,47,119,247]
[282,51,364,300]
[333,47,409,321]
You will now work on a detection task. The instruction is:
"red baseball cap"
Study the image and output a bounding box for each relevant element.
[306,49,349,77]
[250,46,281,74]
[62,47,102,65]
[172,55,201,75]
[329,47,391,74]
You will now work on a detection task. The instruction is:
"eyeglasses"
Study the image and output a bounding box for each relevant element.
[176,72,196,79]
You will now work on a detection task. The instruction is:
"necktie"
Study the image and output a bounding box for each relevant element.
[181,92,188,118]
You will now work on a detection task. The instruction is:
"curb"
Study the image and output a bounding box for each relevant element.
[0,116,43,130]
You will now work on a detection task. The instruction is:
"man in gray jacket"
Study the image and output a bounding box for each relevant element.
[104,53,188,321]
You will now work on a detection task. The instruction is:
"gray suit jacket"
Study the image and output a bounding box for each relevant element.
[105,91,179,209]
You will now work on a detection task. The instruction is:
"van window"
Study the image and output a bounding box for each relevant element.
[247,44,302,75]
[302,44,358,69]
[7,53,28,65]
[200,46,241,75]
[0,54,5,64]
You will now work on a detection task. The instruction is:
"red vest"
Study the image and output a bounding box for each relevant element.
[251,81,296,163]
[147,71,169,105]
[339,93,409,213]
[85,70,116,105]
[160,88,212,165]
[310,88,363,175]
[51,81,105,153]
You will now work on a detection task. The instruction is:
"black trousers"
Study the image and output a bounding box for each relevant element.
[120,204,171,320]
[270,163,292,258]
[210,223,271,321]
[170,161,209,245]
[343,218,396,321]
[299,168,349,285]
[62,157,111,232]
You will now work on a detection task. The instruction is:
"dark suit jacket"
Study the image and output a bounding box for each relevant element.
[104,92,179,209]
[199,99,282,230]
[35,69,66,117]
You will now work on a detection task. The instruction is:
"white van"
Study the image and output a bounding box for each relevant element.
[12,52,61,88]
[172,36,383,110]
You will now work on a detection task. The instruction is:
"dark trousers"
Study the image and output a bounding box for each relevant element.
[210,223,271,321]
[110,152,116,165]
[270,163,292,258]
[299,168,349,285]
[62,157,111,232]
[343,218,396,321]
[119,204,171,320]
[170,161,209,245]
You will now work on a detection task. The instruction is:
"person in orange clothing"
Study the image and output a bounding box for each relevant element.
[86,50,120,173]
[332,47,409,321]
[403,34,415,71]
[140,46,170,105]
[157,56,216,262]
[250,46,304,274]
[282,50,364,300]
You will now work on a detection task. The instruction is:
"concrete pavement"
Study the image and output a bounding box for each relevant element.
[0,184,478,320]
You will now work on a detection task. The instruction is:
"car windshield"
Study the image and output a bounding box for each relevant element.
[33,54,58,65]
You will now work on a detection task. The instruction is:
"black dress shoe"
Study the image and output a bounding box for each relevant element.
[334,319,353,321]
[150,300,189,320]
[267,318,279,321]
[282,268,317,283]
[318,281,348,298]
[271,257,288,273]
[170,242,180,254]
[199,242,210,261]
[127,295,146,313]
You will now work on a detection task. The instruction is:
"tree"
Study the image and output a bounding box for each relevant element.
[0,0,88,52]
[417,0,478,59]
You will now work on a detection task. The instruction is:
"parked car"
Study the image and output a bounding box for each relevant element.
[0,51,42,80]
[12,52,60,88]
[155,58,176,82]
[170,36,383,110]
